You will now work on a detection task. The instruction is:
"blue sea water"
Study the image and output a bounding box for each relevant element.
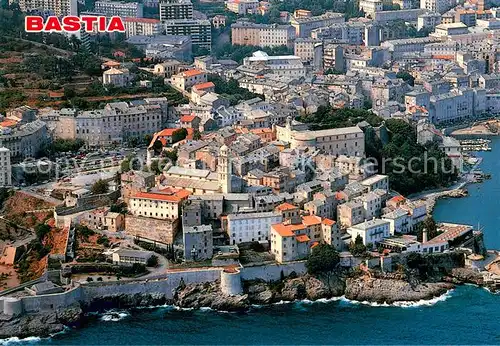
[8,139,500,346]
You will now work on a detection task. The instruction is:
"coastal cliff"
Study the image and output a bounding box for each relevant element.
[0,304,82,339]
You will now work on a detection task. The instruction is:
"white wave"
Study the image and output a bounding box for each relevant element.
[0,336,42,345]
[340,290,454,308]
[315,296,343,303]
[199,307,213,312]
[272,300,293,305]
[100,310,130,322]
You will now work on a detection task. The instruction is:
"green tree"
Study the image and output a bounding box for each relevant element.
[91,179,109,195]
[153,140,163,154]
[121,158,131,172]
[417,216,439,242]
[172,128,188,144]
[396,71,415,86]
[349,235,368,257]
[147,254,159,267]
[306,244,340,274]
[35,223,51,241]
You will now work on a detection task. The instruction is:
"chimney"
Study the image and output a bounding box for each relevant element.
[422,228,428,243]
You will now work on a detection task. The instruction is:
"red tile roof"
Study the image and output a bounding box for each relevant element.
[132,190,191,203]
[193,82,215,90]
[296,234,310,243]
[322,218,336,226]
[302,215,321,226]
[182,69,204,77]
[272,223,304,237]
[275,202,297,211]
[180,115,198,123]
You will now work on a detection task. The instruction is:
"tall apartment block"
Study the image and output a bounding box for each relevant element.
[159,0,193,21]
[94,0,144,17]
[18,0,77,16]
[164,19,212,50]
[0,148,12,187]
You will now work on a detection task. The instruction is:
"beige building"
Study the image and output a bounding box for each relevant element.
[79,207,125,232]
[275,118,365,157]
[153,60,182,78]
[271,215,340,263]
[102,67,131,87]
[128,190,191,220]
[226,0,258,15]
[231,21,296,48]
[337,201,364,228]
[124,17,162,38]
[18,0,77,16]
[171,69,207,91]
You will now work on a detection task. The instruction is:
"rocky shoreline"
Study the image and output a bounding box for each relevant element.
[0,267,494,340]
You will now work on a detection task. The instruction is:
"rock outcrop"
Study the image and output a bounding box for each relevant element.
[0,303,83,339]
[344,277,454,303]
[174,281,249,312]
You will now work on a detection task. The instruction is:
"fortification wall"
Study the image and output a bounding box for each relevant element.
[240,261,307,281]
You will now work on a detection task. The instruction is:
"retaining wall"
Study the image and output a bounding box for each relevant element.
[240,261,307,281]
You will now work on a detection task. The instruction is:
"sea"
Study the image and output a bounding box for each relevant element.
[5,139,500,345]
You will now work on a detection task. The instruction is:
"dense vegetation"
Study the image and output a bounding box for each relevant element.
[306,244,340,274]
[300,105,383,129]
[301,107,457,195]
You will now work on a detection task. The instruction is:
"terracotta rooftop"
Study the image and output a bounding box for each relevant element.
[182,69,204,77]
[302,215,322,226]
[272,223,304,237]
[296,234,310,243]
[193,81,215,90]
[275,202,297,211]
[132,190,191,203]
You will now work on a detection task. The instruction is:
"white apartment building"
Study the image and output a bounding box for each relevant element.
[0,120,47,159]
[359,0,383,16]
[0,148,11,187]
[242,51,306,78]
[290,11,345,38]
[347,218,391,246]
[75,101,165,147]
[381,37,440,60]
[429,88,485,124]
[18,0,77,16]
[360,174,389,192]
[420,0,452,14]
[382,208,411,234]
[361,192,382,219]
[226,211,283,244]
[124,18,162,38]
[417,12,442,30]
[231,22,296,48]
[128,190,190,220]
[94,0,143,17]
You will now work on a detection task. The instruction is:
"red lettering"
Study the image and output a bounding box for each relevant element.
[107,17,125,32]
[81,16,98,32]
[44,16,62,32]
[25,16,44,32]
[62,16,81,32]
[98,16,106,32]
